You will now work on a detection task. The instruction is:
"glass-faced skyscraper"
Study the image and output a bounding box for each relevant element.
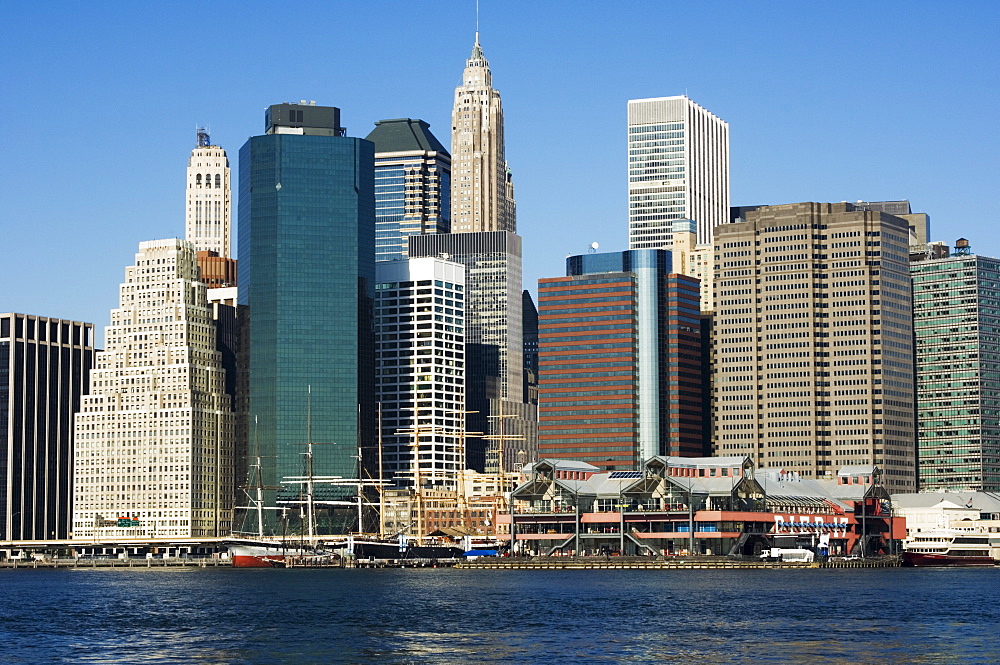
[537,250,704,470]
[239,103,375,533]
[1,313,93,541]
[365,118,450,262]
[628,96,729,247]
[912,249,1000,491]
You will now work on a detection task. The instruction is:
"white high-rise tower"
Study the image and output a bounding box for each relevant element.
[72,239,234,540]
[451,34,515,233]
[185,128,232,258]
[628,96,729,247]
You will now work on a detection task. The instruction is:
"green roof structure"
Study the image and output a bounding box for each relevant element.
[365,118,448,155]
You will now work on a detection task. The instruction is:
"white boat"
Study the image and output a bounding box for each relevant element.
[902,528,999,567]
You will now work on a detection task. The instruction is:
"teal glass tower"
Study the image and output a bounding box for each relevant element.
[912,246,1000,491]
[238,103,375,533]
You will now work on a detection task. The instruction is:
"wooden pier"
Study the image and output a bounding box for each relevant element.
[0,557,230,569]
[456,555,902,570]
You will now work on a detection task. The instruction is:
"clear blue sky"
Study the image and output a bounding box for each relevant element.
[3,1,998,343]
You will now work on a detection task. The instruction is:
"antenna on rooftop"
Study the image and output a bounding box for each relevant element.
[196,126,210,148]
[588,241,599,254]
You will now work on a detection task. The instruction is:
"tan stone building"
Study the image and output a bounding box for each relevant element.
[712,202,916,492]
[185,129,231,258]
[72,239,234,540]
[450,34,515,234]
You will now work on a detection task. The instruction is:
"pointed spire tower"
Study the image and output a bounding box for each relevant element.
[451,33,515,233]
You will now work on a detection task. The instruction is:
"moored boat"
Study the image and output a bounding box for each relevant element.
[902,529,998,567]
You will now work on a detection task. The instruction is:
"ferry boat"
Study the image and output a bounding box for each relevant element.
[902,529,999,567]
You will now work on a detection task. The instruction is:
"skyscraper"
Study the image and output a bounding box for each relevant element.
[366,118,451,262]
[912,245,1000,491]
[375,257,465,489]
[451,34,515,234]
[72,239,233,540]
[1,313,93,541]
[628,96,729,247]
[239,102,375,532]
[712,202,917,492]
[409,231,533,473]
[185,128,232,258]
[537,250,704,470]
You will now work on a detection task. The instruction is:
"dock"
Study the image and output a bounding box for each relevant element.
[456,555,902,570]
[0,557,230,569]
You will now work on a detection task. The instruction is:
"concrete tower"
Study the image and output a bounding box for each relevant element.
[72,239,234,540]
[451,34,515,234]
[712,203,916,493]
[628,96,729,247]
[185,128,232,258]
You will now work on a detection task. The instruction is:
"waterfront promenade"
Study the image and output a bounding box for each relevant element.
[1,554,906,570]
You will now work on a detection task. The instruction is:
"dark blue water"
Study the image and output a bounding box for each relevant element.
[1,567,997,664]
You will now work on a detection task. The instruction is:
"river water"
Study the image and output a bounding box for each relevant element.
[1,566,997,664]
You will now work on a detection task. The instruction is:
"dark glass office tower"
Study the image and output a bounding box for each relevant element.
[238,103,375,534]
[365,118,450,262]
[1,313,93,540]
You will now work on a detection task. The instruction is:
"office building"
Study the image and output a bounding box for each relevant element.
[185,128,232,258]
[712,202,917,492]
[451,34,515,234]
[853,200,930,245]
[375,257,465,490]
[522,290,539,405]
[72,239,233,540]
[656,218,715,312]
[239,102,375,532]
[409,231,534,473]
[366,119,451,262]
[912,245,1000,491]
[628,96,729,248]
[1,314,93,541]
[537,250,705,470]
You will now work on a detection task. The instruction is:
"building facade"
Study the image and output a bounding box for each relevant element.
[628,96,729,248]
[375,257,465,490]
[1,314,93,541]
[366,119,451,262]
[409,231,534,474]
[238,102,375,533]
[503,456,902,557]
[185,128,232,258]
[450,34,515,234]
[72,239,233,540]
[712,202,917,492]
[537,250,704,470]
[911,251,1000,491]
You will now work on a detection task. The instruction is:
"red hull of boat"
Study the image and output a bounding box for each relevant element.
[232,555,285,568]
[902,552,995,567]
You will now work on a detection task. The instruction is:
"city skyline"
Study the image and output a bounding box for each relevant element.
[4,2,998,342]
